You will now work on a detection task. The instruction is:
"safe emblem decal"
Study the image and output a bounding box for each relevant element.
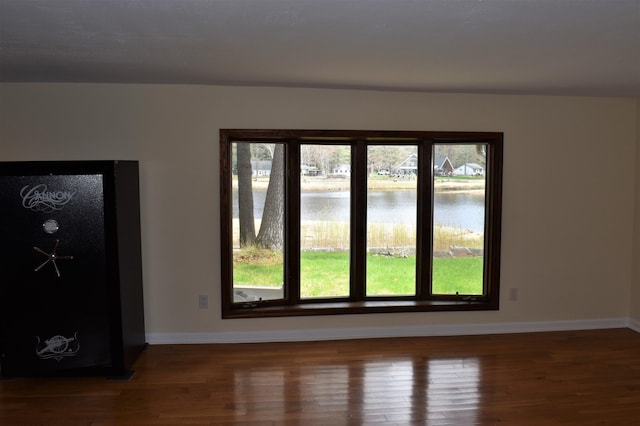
[20,184,76,213]
[35,332,80,361]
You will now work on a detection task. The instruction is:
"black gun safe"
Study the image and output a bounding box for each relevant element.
[0,161,146,379]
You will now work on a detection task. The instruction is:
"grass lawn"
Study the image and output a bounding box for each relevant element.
[233,251,483,296]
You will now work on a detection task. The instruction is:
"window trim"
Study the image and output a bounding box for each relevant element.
[220,129,503,318]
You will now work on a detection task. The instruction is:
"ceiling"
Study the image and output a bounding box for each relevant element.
[1,0,639,97]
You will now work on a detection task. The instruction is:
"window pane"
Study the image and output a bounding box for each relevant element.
[432,144,486,295]
[366,145,417,296]
[232,142,284,302]
[300,144,351,298]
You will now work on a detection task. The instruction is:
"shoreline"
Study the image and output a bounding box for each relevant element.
[236,177,485,193]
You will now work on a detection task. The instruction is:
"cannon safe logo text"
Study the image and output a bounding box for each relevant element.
[20,184,76,213]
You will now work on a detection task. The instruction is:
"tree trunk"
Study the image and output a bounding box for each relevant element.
[236,143,256,247]
[257,144,285,250]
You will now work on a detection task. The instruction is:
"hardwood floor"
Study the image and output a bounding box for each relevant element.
[2,328,640,425]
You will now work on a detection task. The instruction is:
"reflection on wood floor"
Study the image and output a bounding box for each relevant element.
[2,328,640,425]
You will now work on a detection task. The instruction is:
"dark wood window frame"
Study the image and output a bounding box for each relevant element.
[220,129,503,318]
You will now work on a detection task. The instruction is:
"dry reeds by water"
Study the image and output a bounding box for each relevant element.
[233,219,483,252]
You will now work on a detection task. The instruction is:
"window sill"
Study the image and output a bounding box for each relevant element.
[223,299,499,319]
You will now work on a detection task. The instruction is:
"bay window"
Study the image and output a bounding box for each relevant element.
[220,129,502,318]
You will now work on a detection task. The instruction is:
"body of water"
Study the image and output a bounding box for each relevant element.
[234,189,485,233]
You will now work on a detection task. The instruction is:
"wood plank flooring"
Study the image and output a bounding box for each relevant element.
[2,328,640,425]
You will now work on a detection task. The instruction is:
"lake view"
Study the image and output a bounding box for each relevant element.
[234,189,485,233]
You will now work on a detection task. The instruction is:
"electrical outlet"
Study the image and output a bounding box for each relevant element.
[198,294,209,309]
[509,288,518,301]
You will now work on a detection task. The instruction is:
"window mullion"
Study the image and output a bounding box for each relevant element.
[220,132,233,314]
[484,140,503,307]
[287,141,301,304]
[416,141,433,299]
[417,140,435,300]
[351,140,367,301]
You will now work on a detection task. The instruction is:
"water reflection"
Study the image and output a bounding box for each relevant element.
[233,355,481,424]
[426,358,481,422]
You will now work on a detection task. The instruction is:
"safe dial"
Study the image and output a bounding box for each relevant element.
[42,219,59,234]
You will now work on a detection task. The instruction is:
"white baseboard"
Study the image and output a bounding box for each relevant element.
[146,317,631,345]
[628,317,640,333]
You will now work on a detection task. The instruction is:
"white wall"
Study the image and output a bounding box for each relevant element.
[0,83,637,342]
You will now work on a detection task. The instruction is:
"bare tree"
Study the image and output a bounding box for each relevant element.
[236,143,256,247]
[256,144,285,250]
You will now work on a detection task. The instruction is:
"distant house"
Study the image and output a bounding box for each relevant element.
[333,164,351,176]
[251,160,272,177]
[453,163,485,176]
[393,153,418,176]
[391,153,455,176]
[301,164,321,176]
[434,156,454,176]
